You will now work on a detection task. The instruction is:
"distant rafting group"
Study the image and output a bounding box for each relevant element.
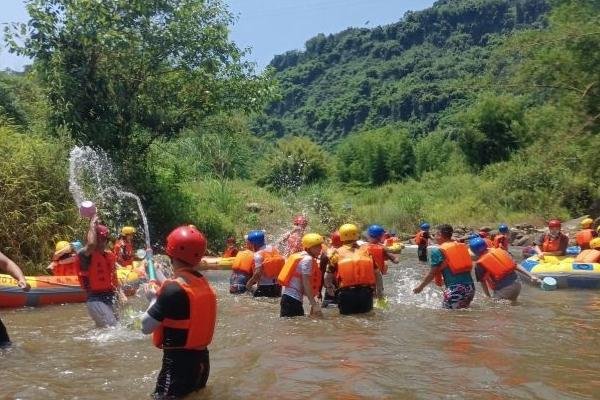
[1,212,597,398]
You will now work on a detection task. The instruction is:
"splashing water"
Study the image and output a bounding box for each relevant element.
[68,146,152,249]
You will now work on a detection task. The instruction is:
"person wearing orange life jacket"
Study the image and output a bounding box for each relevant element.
[245,230,285,297]
[493,224,510,251]
[140,225,216,398]
[113,226,136,267]
[318,231,342,307]
[0,251,30,347]
[413,224,475,309]
[278,215,308,256]
[324,223,384,315]
[414,222,431,262]
[574,237,600,263]
[533,219,569,260]
[222,236,238,258]
[478,230,494,249]
[575,218,596,250]
[46,240,80,276]
[364,224,399,275]
[78,215,127,328]
[228,235,255,294]
[278,233,325,317]
[470,237,540,302]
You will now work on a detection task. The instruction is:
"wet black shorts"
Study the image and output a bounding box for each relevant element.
[0,317,10,345]
[417,246,428,262]
[280,294,304,317]
[338,286,374,315]
[254,284,281,298]
[154,348,210,399]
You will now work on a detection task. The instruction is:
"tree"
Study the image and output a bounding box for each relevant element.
[5,0,276,161]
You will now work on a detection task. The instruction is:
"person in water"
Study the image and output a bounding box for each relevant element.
[0,251,30,347]
[575,218,596,250]
[113,226,136,267]
[278,215,308,256]
[469,237,540,302]
[229,235,254,294]
[363,224,399,275]
[493,224,510,251]
[413,224,475,309]
[324,223,384,315]
[478,230,494,249]
[46,240,80,276]
[78,215,127,328]
[278,233,325,317]
[141,225,217,398]
[245,230,285,297]
[414,222,431,262]
[222,237,238,258]
[319,231,342,307]
[533,219,569,259]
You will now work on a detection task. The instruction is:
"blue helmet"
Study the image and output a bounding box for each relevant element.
[367,224,385,239]
[246,230,265,248]
[498,224,509,233]
[469,237,488,255]
[420,222,430,231]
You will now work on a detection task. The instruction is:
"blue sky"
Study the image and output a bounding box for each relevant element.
[1,0,434,71]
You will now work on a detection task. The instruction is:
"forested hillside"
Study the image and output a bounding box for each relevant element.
[253,0,549,143]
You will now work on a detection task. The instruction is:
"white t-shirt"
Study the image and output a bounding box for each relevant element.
[254,245,277,286]
[282,253,313,301]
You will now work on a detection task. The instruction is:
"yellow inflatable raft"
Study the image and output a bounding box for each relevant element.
[520,255,600,289]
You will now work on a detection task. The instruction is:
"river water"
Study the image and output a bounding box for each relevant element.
[1,251,599,400]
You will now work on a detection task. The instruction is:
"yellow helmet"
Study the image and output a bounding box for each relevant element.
[339,223,359,242]
[121,226,136,236]
[302,233,324,249]
[54,241,70,255]
[581,218,594,228]
[590,238,600,249]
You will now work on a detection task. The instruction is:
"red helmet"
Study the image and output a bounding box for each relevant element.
[548,219,562,229]
[96,224,110,239]
[478,230,488,238]
[166,225,207,266]
[330,231,342,248]
[293,215,308,227]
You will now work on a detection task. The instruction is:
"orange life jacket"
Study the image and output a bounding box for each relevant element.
[575,229,594,249]
[222,245,238,258]
[414,231,427,247]
[231,249,254,275]
[114,239,134,266]
[476,248,516,288]
[337,253,376,289]
[152,269,217,350]
[79,250,118,293]
[257,246,286,278]
[542,234,563,252]
[364,243,387,274]
[277,252,322,295]
[574,249,600,263]
[52,255,80,276]
[434,242,473,286]
[493,234,509,251]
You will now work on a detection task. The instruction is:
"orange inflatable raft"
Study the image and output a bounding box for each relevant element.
[0,267,143,308]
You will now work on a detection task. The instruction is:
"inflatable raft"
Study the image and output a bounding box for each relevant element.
[385,243,405,254]
[0,268,143,308]
[200,256,234,270]
[520,255,600,289]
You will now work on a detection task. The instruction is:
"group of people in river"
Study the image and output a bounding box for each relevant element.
[2,212,599,398]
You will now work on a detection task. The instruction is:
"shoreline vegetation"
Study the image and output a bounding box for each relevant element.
[1,0,599,274]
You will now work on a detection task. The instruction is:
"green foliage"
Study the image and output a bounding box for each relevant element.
[455,93,527,168]
[253,0,549,143]
[0,124,82,273]
[336,127,414,185]
[256,136,330,190]
[6,0,276,160]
